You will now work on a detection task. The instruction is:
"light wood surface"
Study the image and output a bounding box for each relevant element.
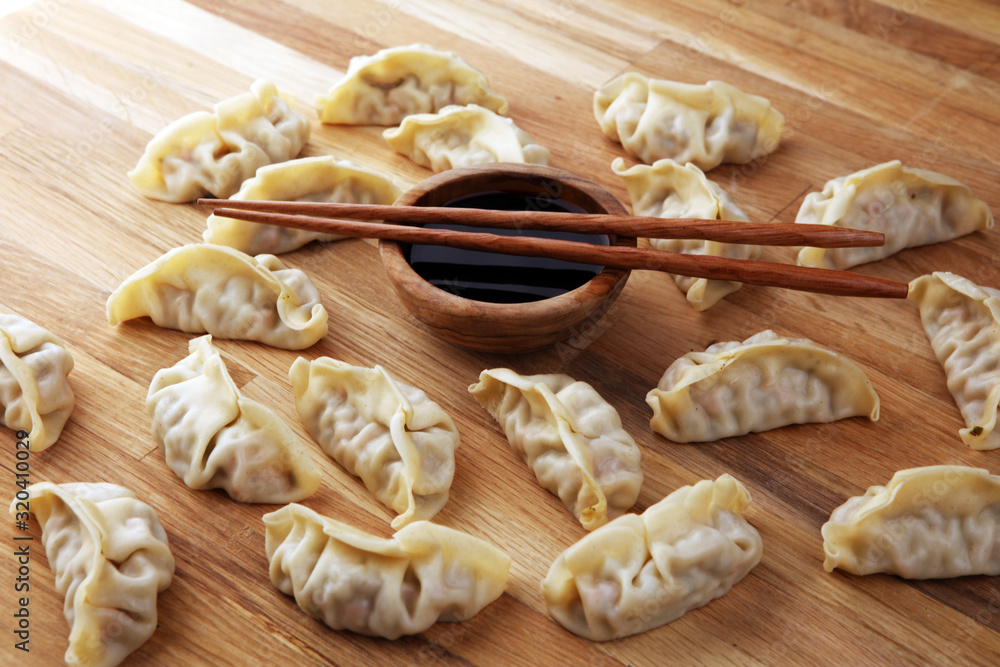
[2,1,1000,665]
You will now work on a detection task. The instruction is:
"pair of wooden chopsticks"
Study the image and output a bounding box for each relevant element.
[196,199,909,299]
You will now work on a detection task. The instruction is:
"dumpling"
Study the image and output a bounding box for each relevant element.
[612,157,758,311]
[263,503,510,639]
[383,104,550,172]
[796,161,993,270]
[594,73,784,169]
[316,44,509,125]
[203,156,402,255]
[13,482,175,667]
[289,357,459,528]
[468,368,643,531]
[147,335,320,503]
[106,243,328,350]
[908,272,1000,449]
[822,466,1000,578]
[129,79,310,202]
[647,330,879,442]
[0,314,74,451]
[541,474,762,641]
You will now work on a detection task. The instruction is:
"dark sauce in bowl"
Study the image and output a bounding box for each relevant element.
[404,191,610,303]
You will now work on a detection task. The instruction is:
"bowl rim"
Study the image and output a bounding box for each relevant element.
[378,163,634,325]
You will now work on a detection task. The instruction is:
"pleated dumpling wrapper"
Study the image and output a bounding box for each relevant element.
[908,272,1000,449]
[822,466,1000,578]
[263,504,510,639]
[316,44,509,126]
[613,157,758,311]
[129,79,310,202]
[106,244,328,350]
[203,156,402,255]
[647,330,880,442]
[290,357,459,528]
[147,335,320,503]
[796,161,993,270]
[0,314,74,451]
[13,482,175,667]
[594,73,784,169]
[383,104,550,172]
[469,368,643,531]
[541,474,762,641]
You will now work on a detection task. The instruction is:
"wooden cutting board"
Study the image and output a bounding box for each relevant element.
[2,0,1000,664]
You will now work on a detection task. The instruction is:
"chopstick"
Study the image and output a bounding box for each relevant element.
[198,199,884,248]
[200,203,909,299]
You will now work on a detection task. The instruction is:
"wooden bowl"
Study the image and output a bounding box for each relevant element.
[379,163,635,353]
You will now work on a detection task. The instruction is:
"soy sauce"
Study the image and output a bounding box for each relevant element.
[404,191,608,303]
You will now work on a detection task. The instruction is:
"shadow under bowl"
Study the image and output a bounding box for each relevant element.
[379,163,635,353]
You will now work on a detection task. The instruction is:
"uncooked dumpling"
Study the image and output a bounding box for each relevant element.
[13,482,175,667]
[264,504,510,639]
[384,104,549,172]
[203,156,401,255]
[129,79,310,202]
[613,157,758,310]
[647,330,879,442]
[541,474,762,640]
[316,44,508,125]
[290,357,459,528]
[594,73,784,169]
[106,244,328,350]
[909,272,1000,449]
[797,161,993,270]
[469,368,643,531]
[0,314,74,451]
[147,335,320,503]
[822,466,1000,578]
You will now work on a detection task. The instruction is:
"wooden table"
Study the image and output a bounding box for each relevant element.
[2,0,999,664]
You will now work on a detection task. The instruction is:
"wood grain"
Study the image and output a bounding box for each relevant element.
[2,0,1000,665]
